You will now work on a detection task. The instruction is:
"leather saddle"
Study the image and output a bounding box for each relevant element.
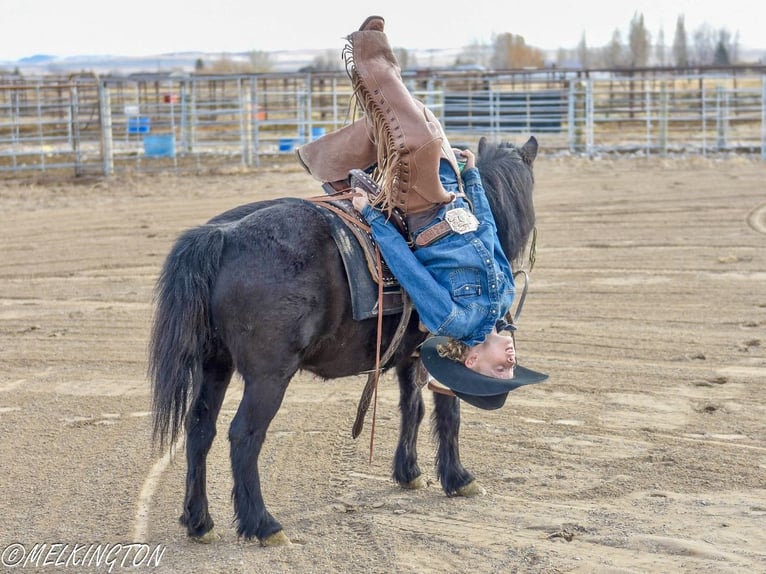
[305,194,404,321]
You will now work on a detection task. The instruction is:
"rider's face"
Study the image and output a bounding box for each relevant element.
[464,330,516,379]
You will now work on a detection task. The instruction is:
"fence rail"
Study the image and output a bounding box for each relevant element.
[1,68,765,177]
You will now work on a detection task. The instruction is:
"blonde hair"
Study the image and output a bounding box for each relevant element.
[436,338,469,363]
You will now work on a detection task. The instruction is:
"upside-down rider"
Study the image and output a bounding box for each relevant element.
[296,15,546,407]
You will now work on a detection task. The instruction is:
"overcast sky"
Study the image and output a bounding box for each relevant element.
[2,0,761,61]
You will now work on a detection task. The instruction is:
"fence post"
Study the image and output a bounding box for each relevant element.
[716,84,727,150]
[98,80,114,176]
[567,80,577,153]
[585,78,594,158]
[251,78,261,168]
[239,77,253,167]
[645,82,652,155]
[487,80,500,134]
[70,83,82,176]
[700,78,707,155]
[179,79,190,155]
[35,85,46,171]
[659,81,669,156]
[762,75,766,160]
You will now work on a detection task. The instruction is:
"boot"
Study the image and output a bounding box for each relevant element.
[295,118,377,186]
[345,26,455,215]
[358,15,384,32]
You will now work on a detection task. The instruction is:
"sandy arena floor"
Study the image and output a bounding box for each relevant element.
[1,152,764,573]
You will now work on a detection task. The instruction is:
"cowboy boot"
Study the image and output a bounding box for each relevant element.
[345,26,455,215]
[358,15,384,32]
[295,118,377,188]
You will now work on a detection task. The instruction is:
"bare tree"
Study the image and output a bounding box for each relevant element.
[628,12,651,67]
[457,41,490,68]
[730,31,740,64]
[247,51,273,73]
[392,48,416,70]
[672,15,689,67]
[692,23,716,65]
[307,50,344,72]
[554,47,570,67]
[207,54,240,74]
[577,32,589,68]
[605,29,624,67]
[655,26,666,66]
[490,33,545,69]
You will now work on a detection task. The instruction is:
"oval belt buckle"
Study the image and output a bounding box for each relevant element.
[445,207,479,234]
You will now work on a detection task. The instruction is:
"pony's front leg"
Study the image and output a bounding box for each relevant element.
[180,359,232,541]
[228,376,291,545]
[392,359,427,489]
[432,393,484,497]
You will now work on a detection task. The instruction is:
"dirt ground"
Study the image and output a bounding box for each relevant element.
[1,152,764,574]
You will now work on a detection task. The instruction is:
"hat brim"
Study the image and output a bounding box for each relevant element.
[420,336,548,409]
[452,390,509,410]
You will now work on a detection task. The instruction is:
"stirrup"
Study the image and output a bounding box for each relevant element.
[427,379,456,397]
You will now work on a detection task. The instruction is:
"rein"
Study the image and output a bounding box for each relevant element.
[307,193,412,462]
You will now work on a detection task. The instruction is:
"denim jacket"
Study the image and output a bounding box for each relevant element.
[361,160,515,346]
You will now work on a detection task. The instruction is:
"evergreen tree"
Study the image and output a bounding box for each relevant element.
[655,26,666,66]
[672,15,689,67]
[713,29,732,65]
[606,29,624,67]
[628,12,651,67]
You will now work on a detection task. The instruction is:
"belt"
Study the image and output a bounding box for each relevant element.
[414,207,479,247]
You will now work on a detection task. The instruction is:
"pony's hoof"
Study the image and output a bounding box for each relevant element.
[260,530,291,547]
[456,480,486,497]
[190,528,221,544]
[401,474,429,490]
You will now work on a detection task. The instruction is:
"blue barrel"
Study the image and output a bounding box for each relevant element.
[143,134,176,158]
[278,138,296,151]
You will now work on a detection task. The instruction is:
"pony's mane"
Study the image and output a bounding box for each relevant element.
[475,137,537,265]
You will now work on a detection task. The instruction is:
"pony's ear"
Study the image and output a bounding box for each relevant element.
[520,136,538,166]
[478,136,488,157]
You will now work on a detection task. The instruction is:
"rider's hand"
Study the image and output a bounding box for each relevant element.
[352,189,369,212]
[454,148,476,170]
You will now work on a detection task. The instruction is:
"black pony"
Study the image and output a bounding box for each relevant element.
[149,136,539,544]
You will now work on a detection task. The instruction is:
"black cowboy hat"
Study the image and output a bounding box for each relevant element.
[420,336,548,410]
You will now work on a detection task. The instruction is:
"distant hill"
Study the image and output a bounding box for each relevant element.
[2,46,763,76]
[0,48,464,75]
[17,54,57,64]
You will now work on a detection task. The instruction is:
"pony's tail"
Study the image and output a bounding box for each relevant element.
[148,224,227,450]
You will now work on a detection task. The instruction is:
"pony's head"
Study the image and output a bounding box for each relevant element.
[475,136,538,265]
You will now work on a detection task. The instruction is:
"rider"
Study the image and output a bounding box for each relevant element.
[296,16,519,388]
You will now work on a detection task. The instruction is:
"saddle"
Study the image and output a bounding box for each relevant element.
[306,192,405,320]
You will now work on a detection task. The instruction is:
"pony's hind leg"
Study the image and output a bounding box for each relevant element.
[180,357,233,541]
[393,358,427,489]
[432,393,483,496]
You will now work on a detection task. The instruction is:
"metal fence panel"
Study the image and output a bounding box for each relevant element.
[1,68,764,177]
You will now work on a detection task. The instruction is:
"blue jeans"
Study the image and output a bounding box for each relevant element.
[361,162,515,346]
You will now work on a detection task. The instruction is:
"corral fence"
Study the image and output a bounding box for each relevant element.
[1,65,765,177]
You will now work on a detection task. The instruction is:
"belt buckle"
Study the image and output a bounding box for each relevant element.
[445,207,479,234]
